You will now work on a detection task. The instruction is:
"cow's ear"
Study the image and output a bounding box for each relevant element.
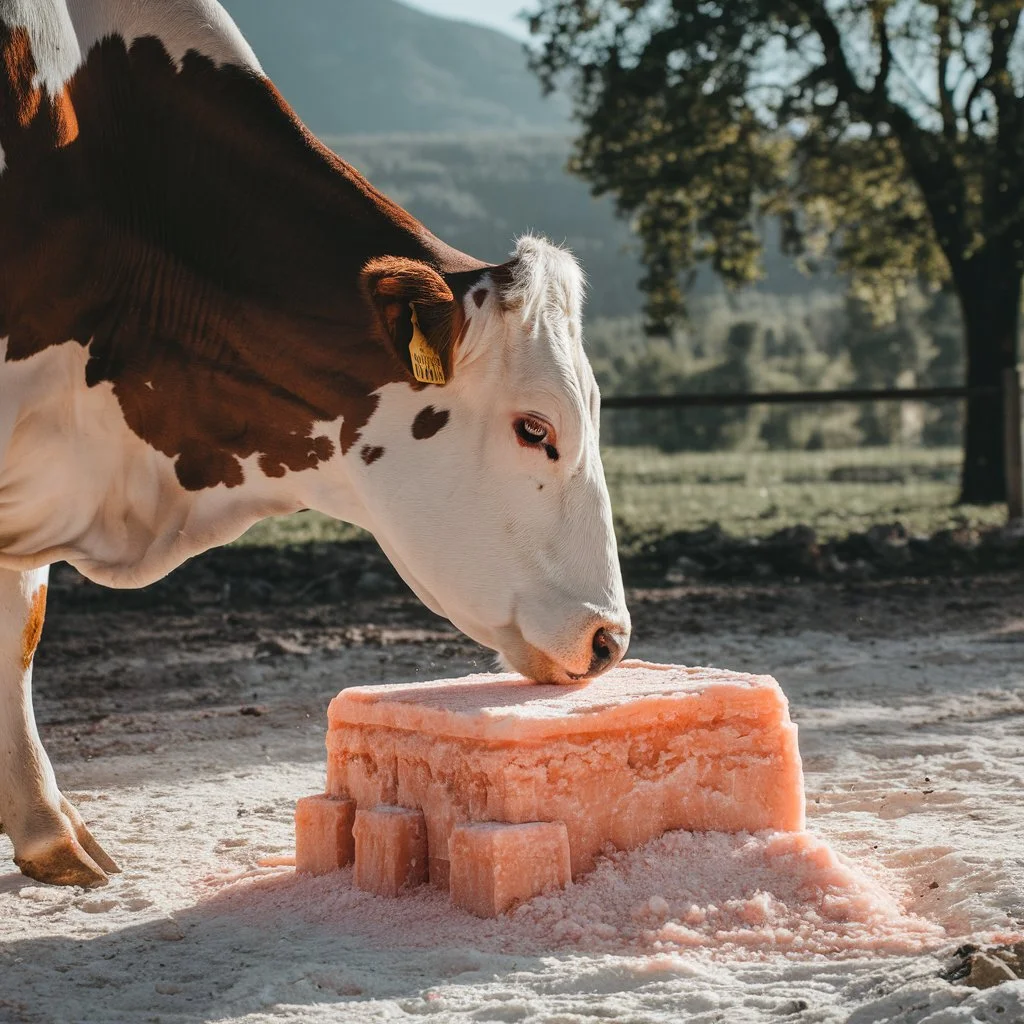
[362,257,458,385]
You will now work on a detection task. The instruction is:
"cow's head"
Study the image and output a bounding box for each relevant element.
[318,237,629,684]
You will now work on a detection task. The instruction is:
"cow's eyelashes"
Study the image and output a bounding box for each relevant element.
[514,416,559,461]
[515,416,547,445]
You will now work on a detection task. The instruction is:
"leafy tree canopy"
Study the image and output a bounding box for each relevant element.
[528,0,1024,502]
[529,0,1024,327]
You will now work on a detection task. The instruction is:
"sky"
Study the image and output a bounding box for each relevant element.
[403,0,530,40]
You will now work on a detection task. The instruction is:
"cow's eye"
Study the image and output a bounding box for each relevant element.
[514,416,559,462]
[515,416,549,447]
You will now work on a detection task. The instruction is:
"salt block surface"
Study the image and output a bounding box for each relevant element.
[294,796,355,877]
[325,660,805,879]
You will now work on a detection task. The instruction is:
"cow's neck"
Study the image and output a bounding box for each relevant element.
[0,22,483,584]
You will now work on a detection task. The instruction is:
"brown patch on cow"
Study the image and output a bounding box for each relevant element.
[0,27,493,490]
[472,288,488,308]
[412,406,450,440]
[0,26,79,146]
[21,583,46,670]
[361,444,385,465]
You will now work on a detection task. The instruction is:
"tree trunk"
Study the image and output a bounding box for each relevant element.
[956,253,1023,505]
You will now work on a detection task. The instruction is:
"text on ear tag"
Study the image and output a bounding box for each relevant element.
[409,305,446,385]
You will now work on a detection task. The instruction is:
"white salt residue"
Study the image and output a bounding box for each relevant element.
[197,828,949,959]
[513,830,949,956]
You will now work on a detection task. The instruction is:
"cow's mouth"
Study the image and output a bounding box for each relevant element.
[370,535,627,685]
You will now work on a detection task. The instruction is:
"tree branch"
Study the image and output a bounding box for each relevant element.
[936,2,958,141]
[790,0,971,269]
[872,3,892,103]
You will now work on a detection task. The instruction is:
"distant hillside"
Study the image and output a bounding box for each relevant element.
[220,0,568,136]
[331,132,836,318]
[217,2,831,315]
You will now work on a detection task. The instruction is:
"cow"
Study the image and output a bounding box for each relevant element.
[0,0,630,888]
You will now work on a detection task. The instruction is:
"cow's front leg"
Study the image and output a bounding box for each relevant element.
[0,566,118,886]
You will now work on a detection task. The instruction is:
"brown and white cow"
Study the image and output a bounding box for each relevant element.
[0,0,630,887]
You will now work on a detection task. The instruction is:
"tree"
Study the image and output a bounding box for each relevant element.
[528,0,1024,503]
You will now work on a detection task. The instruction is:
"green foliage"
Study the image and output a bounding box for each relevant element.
[528,0,1024,502]
[590,287,966,451]
[528,0,1024,329]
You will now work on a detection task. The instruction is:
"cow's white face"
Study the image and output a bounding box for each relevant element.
[324,237,630,684]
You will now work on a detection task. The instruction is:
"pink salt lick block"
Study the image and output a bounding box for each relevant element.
[296,660,805,916]
[294,795,356,877]
[352,806,428,897]
[449,821,572,918]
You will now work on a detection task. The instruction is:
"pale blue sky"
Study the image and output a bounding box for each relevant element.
[403,0,530,40]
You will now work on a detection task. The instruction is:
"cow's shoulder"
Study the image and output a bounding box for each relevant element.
[65,0,261,73]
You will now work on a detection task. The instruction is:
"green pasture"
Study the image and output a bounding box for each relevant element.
[600,446,1004,554]
[235,445,1006,552]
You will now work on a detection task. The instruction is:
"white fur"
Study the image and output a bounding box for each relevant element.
[338,237,626,673]
[0,340,332,588]
[65,0,261,73]
[0,0,82,96]
[0,564,67,865]
[502,234,587,326]
[0,0,260,103]
[0,239,628,668]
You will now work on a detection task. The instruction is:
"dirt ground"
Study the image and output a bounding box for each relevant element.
[36,542,1024,748]
[4,546,1023,1023]
[31,544,1024,790]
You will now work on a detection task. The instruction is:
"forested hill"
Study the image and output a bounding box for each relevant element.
[218,2,834,316]
[220,0,568,136]
[331,133,833,318]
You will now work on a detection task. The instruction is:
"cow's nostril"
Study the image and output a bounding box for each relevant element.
[588,627,623,676]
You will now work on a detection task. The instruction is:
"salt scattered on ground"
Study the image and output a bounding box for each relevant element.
[3,603,1023,1023]
[202,827,951,958]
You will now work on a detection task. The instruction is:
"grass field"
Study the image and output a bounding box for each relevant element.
[236,445,1008,551]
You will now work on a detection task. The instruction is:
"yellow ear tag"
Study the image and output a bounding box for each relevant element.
[408,306,446,385]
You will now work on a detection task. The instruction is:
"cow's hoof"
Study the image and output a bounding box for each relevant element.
[61,797,120,875]
[16,835,109,887]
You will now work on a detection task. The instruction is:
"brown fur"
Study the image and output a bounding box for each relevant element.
[0,26,492,489]
[21,584,46,670]
[361,256,471,383]
[412,406,450,441]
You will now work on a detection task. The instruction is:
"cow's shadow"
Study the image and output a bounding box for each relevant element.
[2,866,569,1023]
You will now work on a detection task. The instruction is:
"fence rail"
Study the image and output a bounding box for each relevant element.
[601,385,1001,410]
[601,375,1024,524]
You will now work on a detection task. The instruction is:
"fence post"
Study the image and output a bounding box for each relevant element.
[1003,365,1024,521]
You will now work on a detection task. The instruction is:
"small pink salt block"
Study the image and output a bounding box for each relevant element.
[449,821,571,918]
[294,795,356,876]
[297,661,806,916]
[352,806,428,897]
